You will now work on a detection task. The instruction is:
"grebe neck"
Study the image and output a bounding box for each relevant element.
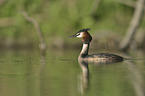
[79,43,90,58]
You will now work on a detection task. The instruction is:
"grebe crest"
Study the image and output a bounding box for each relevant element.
[69,28,125,64]
[69,28,92,44]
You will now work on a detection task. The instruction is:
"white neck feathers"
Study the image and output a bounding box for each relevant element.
[79,43,89,57]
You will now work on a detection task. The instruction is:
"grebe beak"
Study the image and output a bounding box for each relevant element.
[68,34,76,38]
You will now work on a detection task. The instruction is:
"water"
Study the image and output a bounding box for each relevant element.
[0,49,145,96]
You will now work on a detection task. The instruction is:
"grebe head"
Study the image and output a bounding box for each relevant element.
[69,28,92,44]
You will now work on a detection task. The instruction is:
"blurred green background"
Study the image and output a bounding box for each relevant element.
[0,0,144,49]
[0,1,145,96]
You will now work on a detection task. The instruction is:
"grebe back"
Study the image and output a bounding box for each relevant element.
[69,28,125,63]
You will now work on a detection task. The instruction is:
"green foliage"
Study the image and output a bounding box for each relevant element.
[0,0,144,46]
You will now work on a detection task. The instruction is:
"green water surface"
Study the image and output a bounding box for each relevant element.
[0,49,144,96]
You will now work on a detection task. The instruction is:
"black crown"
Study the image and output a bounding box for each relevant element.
[78,28,91,32]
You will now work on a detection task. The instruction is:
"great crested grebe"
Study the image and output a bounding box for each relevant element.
[69,28,125,63]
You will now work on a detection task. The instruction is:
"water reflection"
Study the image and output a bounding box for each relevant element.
[0,49,145,96]
[40,50,46,73]
[78,59,121,94]
[78,60,89,94]
[78,59,145,96]
[126,61,145,96]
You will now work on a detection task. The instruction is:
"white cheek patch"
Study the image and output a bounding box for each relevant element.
[76,32,83,38]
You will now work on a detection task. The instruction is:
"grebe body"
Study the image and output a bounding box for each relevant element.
[69,28,125,64]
